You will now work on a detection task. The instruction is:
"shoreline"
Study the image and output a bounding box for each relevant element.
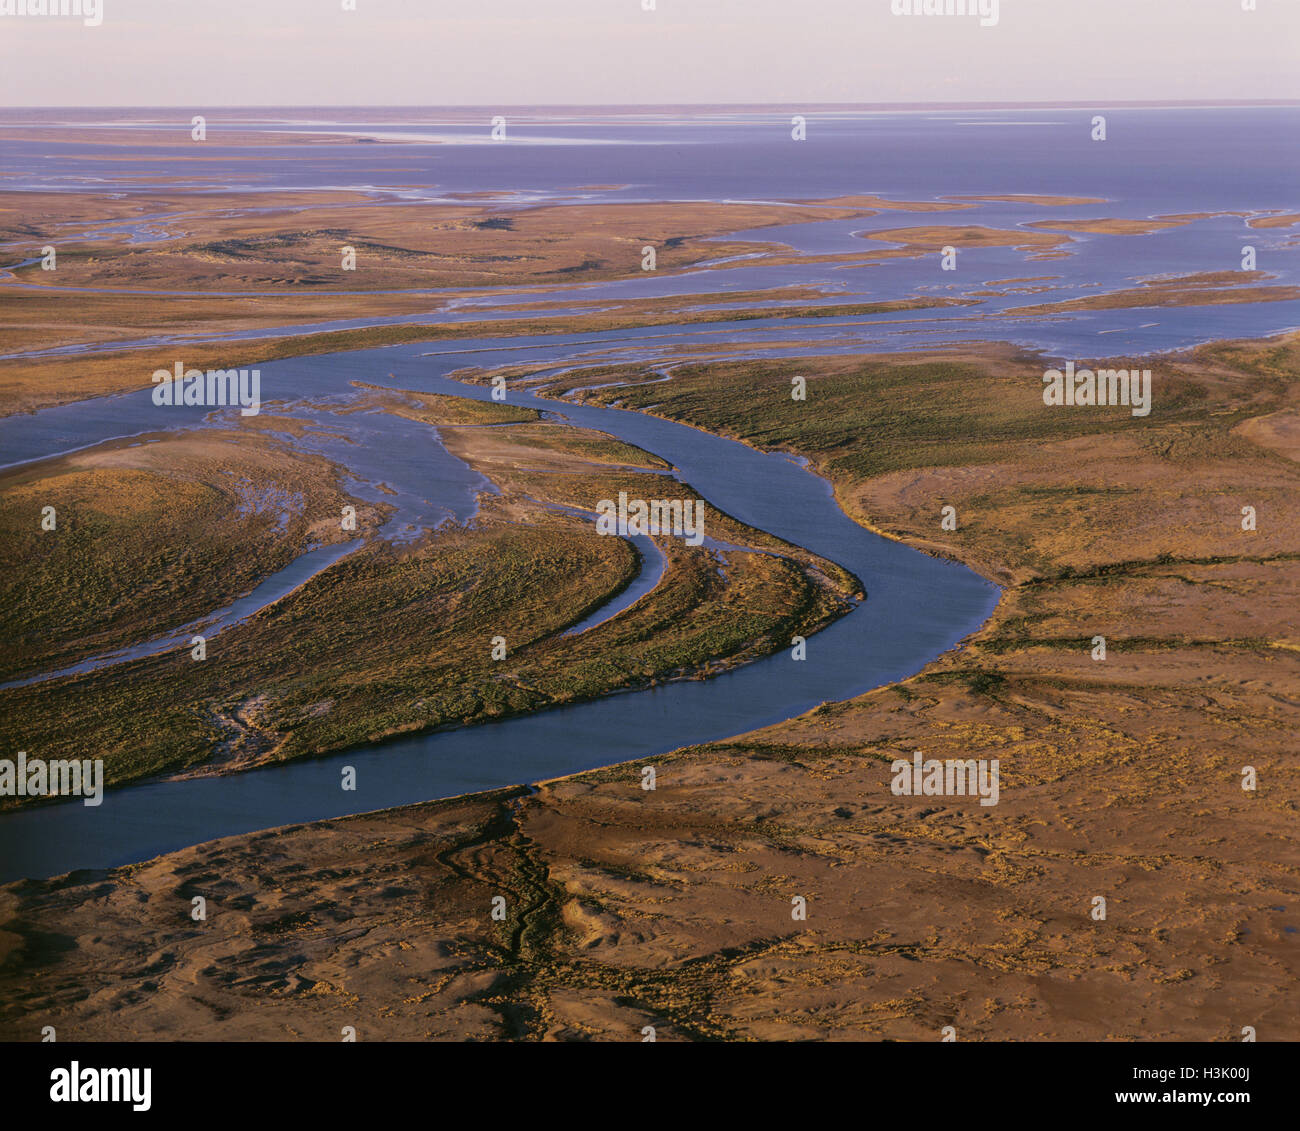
[0,344,999,873]
[2,323,1294,1040]
[2,100,1297,1036]
[4,318,1294,854]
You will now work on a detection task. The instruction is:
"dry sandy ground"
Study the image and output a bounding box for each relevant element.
[0,341,1296,1042]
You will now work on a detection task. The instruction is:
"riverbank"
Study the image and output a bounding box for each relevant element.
[2,330,1293,1040]
[0,389,858,801]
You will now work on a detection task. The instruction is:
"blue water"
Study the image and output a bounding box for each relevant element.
[2,107,1298,359]
[0,343,998,880]
[0,106,1295,879]
[5,107,1297,216]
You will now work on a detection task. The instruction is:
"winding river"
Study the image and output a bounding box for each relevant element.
[0,337,998,881]
[16,105,1288,879]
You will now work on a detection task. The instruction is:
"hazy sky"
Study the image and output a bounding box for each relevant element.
[1,0,1296,107]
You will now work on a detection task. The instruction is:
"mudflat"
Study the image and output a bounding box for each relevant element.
[3,332,1294,1041]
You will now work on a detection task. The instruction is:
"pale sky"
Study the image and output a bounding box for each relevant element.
[1,0,1296,107]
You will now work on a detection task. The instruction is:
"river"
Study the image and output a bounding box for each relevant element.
[0,339,998,880]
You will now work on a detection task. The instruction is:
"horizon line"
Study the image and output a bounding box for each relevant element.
[2,99,1298,112]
